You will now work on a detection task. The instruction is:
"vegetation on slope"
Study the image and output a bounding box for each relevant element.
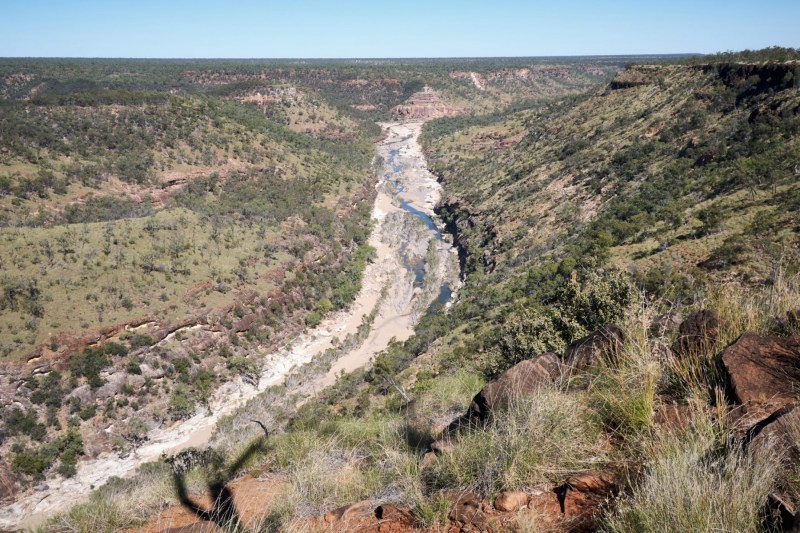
[0,56,628,516]
[12,50,800,532]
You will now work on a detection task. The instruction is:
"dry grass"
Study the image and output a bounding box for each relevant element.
[588,307,661,440]
[49,464,175,532]
[711,269,800,344]
[668,270,800,403]
[424,386,606,495]
[604,415,781,533]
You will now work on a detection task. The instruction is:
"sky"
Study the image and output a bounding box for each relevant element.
[1,0,798,58]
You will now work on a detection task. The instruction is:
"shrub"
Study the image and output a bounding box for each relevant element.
[168,385,196,419]
[4,407,46,440]
[69,348,111,389]
[29,371,65,408]
[128,334,154,349]
[552,269,637,342]
[498,306,566,369]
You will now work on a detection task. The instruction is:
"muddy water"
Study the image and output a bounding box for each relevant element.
[1,121,460,530]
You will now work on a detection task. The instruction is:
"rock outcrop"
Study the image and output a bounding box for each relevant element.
[722,333,800,431]
[563,325,624,371]
[468,352,562,422]
[671,310,725,358]
[391,87,463,121]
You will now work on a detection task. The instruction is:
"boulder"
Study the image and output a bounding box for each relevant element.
[95,372,129,401]
[494,490,529,512]
[563,325,624,371]
[0,462,17,500]
[419,451,438,468]
[448,492,488,530]
[374,504,415,525]
[66,384,94,405]
[141,363,166,379]
[469,352,561,421]
[671,310,724,358]
[127,374,146,390]
[722,333,800,429]
[748,403,800,454]
[554,470,619,531]
[653,401,693,431]
[324,500,374,523]
[747,404,800,531]
[771,309,800,336]
[233,313,259,333]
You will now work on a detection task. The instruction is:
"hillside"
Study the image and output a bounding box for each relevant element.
[21,50,800,533]
[0,57,631,528]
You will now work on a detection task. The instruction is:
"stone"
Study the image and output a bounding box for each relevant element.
[66,384,94,405]
[128,374,146,389]
[419,451,438,468]
[771,309,800,337]
[374,504,415,525]
[748,403,800,456]
[233,313,259,333]
[95,372,128,401]
[0,462,16,500]
[494,490,529,512]
[671,310,724,358]
[653,401,692,431]
[563,325,624,371]
[747,403,800,530]
[325,500,373,522]
[469,352,561,421]
[722,333,800,431]
[554,470,619,531]
[141,363,166,379]
[448,493,488,530]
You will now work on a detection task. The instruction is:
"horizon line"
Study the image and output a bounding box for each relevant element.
[0,53,701,61]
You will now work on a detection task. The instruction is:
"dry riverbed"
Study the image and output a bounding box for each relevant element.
[1,121,460,530]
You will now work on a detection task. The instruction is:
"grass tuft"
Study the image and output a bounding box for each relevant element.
[604,415,780,533]
[424,386,606,495]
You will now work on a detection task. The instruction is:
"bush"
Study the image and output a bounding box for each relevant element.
[128,334,154,349]
[29,371,65,408]
[552,269,637,342]
[69,348,111,389]
[168,385,196,419]
[498,306,566,368]
[4,407,46,440]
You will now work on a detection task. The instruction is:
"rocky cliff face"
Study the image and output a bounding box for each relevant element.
[391,87,464,121]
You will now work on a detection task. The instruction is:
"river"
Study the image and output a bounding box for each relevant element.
[1,121,460,530]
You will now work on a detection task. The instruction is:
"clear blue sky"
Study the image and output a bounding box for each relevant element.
[1,0,798,58]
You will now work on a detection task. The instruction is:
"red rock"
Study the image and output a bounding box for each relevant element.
[722,333,800,431]
[374,503,415,525]
[653,401,692,430]
[554,470,619,531]
[747,403,800,530]
[419,451,438,468]
[448,493,487,529]
[233,313,259,333]
[563,325,623,371]
[671,310,724,357]
[469,352,561,421]
[494,490,529,512]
